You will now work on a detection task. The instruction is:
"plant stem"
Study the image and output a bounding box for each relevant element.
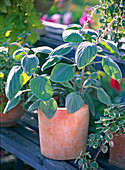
[62,56,74,63]
[80,67,85,93]
[93,146,103,162]
[10,42,28,55]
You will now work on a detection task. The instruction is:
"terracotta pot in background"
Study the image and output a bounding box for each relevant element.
[38,104,89,160]
[0,101,25,127]
[109,134,125,169]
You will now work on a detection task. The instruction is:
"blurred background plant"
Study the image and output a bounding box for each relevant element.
[0,31,32,113]
[97,0,125,50]
[0,0,43,45]
[89,70,125,133]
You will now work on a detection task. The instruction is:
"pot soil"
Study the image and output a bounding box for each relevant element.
[109,134,125,169]
[0,101,25,127]
[38,104,89,160]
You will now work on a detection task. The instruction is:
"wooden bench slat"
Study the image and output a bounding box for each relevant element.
[0,124,78,170]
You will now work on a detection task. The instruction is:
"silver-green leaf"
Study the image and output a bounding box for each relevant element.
[29,76,53,101]
[50,63,74,82]
[97,88,111,105]
[63,30,83,43]
[75,42,97,69]
[28,99,41,112]
[102,56,122,83]
[41,55,62,71]
[40,98,57,119]
[50,43,76,56]
[65,92,84,113]
[5,66,24,100]
[101,40,119,58]
[21,54,39,76]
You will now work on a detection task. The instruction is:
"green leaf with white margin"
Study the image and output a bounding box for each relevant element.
[97,88,111,105]
[40,98,57,119]
[65,92,84,113]
[29,75,53,101]
[66,24,82,30]
[5,66,24,100]
[50,43,76,56]
[84,92,95,116]
[63,30,83,43]
[102,56,122,83]
[3,94,21,113]
[90,162,98,169]
[13,48,29,61]
[60,81,73,89]
[101,39,119,58]
[50,63,74,82]
[83,79,91,88]
[41,55,62,71]
[102,145,108,153]
[28,99,41,112]
[82,29,98,42]
[75,42,97,69]
[3,89,28,113]
[21,54,39,76]
[32,46,53,54]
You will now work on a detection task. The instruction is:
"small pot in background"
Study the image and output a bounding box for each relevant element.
[109,134,125,169]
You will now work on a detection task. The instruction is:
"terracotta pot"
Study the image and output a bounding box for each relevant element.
[109,134,125,169]
[0,101,25,127]
[38,104,89,160]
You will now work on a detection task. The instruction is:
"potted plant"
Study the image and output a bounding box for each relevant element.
[0,32,31,127]
[4,23,122,160]
[75,103,125,169]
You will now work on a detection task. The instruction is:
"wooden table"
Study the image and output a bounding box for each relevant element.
[0,111,123,170]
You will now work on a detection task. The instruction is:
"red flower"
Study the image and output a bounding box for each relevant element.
[110,78,123,92]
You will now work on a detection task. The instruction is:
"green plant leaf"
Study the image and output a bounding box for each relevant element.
[84,93,95,116]
[121,55,125,60]
[109,141,114,147]
[63,30,83,43]
[5,66,24,100]
[90,162,98,169]
[97,88,111,105]
[65,92,84,113]
[66,24,82,30]
[75,42,97,69]
[82,29,98,42]
[83,79,91,88]
[21,54,39,76]
[32,46,53,54]
[40,98,57,119]
[50,63,74,82]
[28,99,41,112]
[50,43,76,56]
[90,72,98,79]
[59,81,73,89]
[102,145,108,153]
[3,94,21,113]
[41,55,62,71]
[102,56,122,83]
[29,76,53,101]
[13,48,29,61]
[101,40,119,58]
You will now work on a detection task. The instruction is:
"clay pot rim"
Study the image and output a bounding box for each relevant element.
[57,104,88,111]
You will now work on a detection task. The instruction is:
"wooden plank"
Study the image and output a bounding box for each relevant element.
[0,127,77,170]
[97,158,123,170]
